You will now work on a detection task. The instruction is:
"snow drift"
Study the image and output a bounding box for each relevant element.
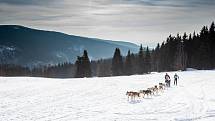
[0,70,215,121]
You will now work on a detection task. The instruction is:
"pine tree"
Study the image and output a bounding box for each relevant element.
[138,44,145,74]
[82,50,92,77]
[124,50,132,75]
[155,43,160,71]
[199,26,211,69]
[174,37,187,71]
[75,56,82,78]
[75,50,92,78]
[130,53,138,74]
[145,46,151,73]
[112,48,123,76]
[209,22,215,68]
[158,42,165,71]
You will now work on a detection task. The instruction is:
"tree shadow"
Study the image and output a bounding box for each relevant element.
[128,100,142,104]
[143,97,153,100]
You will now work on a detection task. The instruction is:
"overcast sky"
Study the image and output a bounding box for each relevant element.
[0,0,215,47]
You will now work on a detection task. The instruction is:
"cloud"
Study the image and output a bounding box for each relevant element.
[122,0,215,7]
[0,0,55,5]
[0,0,215,47]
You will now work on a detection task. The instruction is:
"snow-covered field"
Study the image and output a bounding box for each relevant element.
[1,70,215,121]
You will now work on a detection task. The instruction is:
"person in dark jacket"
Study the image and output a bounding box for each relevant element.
[174,73,179,86]
[165,73,171,87]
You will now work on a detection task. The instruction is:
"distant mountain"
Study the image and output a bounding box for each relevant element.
[0,25,139,67]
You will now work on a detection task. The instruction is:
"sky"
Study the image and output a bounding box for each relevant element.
[0,0,215,47]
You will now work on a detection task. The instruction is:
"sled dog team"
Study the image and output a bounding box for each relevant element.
[126,83,166,100]
[126,73,179,101]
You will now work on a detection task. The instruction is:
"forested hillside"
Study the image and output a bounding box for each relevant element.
[0,22,214,78]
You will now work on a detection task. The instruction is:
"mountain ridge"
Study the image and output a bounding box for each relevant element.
[0,25,139,67]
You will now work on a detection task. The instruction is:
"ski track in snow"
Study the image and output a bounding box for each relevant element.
[1,70,215,121]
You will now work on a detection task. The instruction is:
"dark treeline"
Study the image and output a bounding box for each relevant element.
[0,63,75,78]
[0,22,215,78]
[152,21,215,71]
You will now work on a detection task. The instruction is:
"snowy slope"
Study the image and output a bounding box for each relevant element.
[0,25,139,66]
[0,70,215,121]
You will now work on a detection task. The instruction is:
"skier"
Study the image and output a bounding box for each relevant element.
[174,73,179,86]
[165,73,171,87]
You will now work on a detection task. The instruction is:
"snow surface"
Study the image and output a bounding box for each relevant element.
[1,70,215,121]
